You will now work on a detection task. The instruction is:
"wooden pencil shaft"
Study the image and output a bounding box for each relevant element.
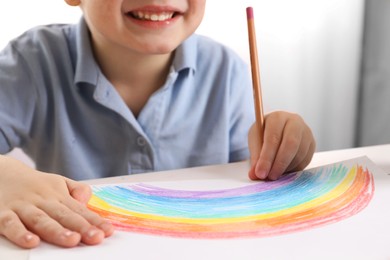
[247,10,265,142]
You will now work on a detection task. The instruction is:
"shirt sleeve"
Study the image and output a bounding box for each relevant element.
[0,42,37,154]
[228,56,255,162]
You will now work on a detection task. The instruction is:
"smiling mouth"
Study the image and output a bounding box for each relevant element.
[128,11,178,22]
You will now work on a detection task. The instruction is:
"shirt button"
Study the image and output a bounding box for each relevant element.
[137,136,146,146]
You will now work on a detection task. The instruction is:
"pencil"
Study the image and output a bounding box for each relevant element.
[246,6,265,145]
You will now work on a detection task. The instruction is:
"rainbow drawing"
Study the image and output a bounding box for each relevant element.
[88,163,374,239]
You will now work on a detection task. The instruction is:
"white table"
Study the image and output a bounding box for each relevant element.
[1,144,390,259]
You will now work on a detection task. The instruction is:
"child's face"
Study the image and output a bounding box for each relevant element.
[78,0,206,55]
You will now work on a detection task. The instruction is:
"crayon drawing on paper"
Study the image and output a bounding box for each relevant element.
[88,163,374,239]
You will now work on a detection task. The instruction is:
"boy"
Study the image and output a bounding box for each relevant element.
[0,0,315,249]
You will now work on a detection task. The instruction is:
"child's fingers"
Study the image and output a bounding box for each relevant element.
[66,200,114,238]
[287,140,316,173]
[65,177,114,238]
[282,121,315,173]
[0,157,112,248]
[266,140,299,181]
[253,113,286,180]
[38,200,108,245]
[254,112,315,181]
[63,198,114,238]
[64,177,114,239]
[0,209,40,249]
[64,178,114,237]
[267,118,304,180]
[15,204,81,247]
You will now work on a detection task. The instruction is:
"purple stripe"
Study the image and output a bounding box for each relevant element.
[129,173,298,198]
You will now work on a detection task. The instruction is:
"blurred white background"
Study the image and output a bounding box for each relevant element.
[198,0,364,152]
[1,0,364,159]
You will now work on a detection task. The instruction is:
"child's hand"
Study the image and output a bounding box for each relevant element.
[0,156,114,249]
[248,111,316,181]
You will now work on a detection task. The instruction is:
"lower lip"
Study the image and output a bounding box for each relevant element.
[125,14,180,29]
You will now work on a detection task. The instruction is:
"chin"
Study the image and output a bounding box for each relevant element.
[138,41,180,55]
[128,31,191,55]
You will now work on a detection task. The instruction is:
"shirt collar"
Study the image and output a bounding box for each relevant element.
[74,18,100,86]
[172,34,198,74]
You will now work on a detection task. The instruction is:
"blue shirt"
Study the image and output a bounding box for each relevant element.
[0,18,255,180]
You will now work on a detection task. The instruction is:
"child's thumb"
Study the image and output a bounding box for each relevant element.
[65,178,92,204]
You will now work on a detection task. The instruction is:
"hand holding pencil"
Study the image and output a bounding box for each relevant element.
[245,7,316,180]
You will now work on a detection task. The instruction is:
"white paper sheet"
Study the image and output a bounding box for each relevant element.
[14,157,390,259]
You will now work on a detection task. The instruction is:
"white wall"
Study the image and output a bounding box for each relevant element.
[1,0,364,153]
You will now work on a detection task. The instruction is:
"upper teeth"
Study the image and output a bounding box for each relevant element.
[132,11,174,21]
